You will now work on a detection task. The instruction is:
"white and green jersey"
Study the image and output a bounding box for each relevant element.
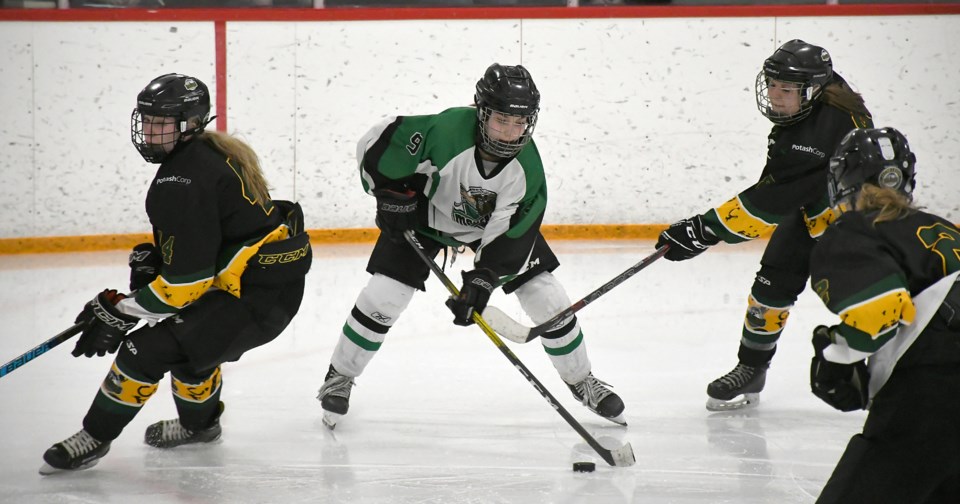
[357,106,547,276]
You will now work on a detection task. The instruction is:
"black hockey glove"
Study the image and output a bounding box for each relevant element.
[128,242,161,291]
[445,268,498,327]
[373,188,418,243]
[810,325,869,412]
[72,289,139,358]
[655,215,719,261]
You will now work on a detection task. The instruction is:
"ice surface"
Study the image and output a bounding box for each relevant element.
[0,240,865,503]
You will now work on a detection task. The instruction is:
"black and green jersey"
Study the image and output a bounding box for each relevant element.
[701,102,872,243]
[810,210,960,355]
[121,139,287,321]
[358,106,547,277]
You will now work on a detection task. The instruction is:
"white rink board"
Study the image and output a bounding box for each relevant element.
[0,14,958,238]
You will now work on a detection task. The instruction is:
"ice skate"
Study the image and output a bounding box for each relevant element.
[567,373,626,426]
[144,401,224,448]
[39,429,111,475]
[706,362,768,411]
[317,365,355,430]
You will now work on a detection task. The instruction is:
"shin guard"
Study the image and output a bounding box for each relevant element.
[515,272,591,383]
[171,367,223,431]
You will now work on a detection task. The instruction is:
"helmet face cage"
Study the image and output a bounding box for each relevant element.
[130,73,211,163]
[827,127,917,210]
[755,40,833,126]
[130,110,182,164]
[477,107,538,159]
[475,63,540,159]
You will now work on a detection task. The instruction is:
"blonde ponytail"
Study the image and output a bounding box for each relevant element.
[199,130,272,209]
[856,184,914,224]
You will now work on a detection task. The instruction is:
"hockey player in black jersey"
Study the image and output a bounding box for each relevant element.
[40,74,311,474]
[655,40,873,411]
[316,63,625,429]
[808,127,960,503]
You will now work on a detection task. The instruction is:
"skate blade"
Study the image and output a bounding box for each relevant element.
[603,413,627,427]
[38,458,100,476]
[322,411,342,430]
[706,393,760,412]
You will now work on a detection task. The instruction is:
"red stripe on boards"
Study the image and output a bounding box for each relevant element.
[1,4,959,22]
[215,20,228,133]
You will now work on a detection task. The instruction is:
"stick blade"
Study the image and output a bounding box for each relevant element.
[607,442,637,467]
[481,306,532,344]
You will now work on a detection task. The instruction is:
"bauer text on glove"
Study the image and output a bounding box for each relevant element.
[373,188,418,243]
[445,268,497,326]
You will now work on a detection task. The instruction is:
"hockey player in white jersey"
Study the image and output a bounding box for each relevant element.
[316,63,625,429]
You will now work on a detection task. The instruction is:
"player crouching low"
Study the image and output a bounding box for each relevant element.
[40,74,310,474]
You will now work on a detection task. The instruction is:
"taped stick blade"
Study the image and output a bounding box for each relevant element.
[480,306,532,344]
[610,442,637,467]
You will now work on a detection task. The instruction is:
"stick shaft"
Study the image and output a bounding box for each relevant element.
[402,231,627,466]
[0,322,84,378]
[526,245,668,340]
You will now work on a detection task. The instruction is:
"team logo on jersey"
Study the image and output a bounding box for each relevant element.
[791,144,825,158]
[813,279,830,305]
[156,175,192,186]
[452,185,497,228]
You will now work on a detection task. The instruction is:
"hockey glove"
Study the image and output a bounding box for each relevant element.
[445,268,498,327]
[373,188,418,243]
[72,289,139,358]
[810,325,869,412]
[656,215,719,261]
[128,242,161,291]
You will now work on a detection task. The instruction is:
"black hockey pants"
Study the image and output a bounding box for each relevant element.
[82,279,305,442]
[816,364,960,503]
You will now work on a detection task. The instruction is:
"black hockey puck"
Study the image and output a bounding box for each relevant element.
[572,462,596,473]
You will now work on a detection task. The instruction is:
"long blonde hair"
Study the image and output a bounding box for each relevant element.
[857,184,915,224]
[199,130,272,209]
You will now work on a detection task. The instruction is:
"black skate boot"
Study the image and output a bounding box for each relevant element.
[317,364,355,430]
[567,373,626,426]
[39,429,111,475]
[144,401,224,448]
[706,363,769,411]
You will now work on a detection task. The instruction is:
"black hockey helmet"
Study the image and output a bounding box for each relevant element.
[474,63,540,158]
[755,39,834,125]
[827,127,917,209]
[131,73,212,163]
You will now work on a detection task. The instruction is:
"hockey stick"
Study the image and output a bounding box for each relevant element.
[482,244,669,343]
[0,322,84,379]
[403,230,635,467]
